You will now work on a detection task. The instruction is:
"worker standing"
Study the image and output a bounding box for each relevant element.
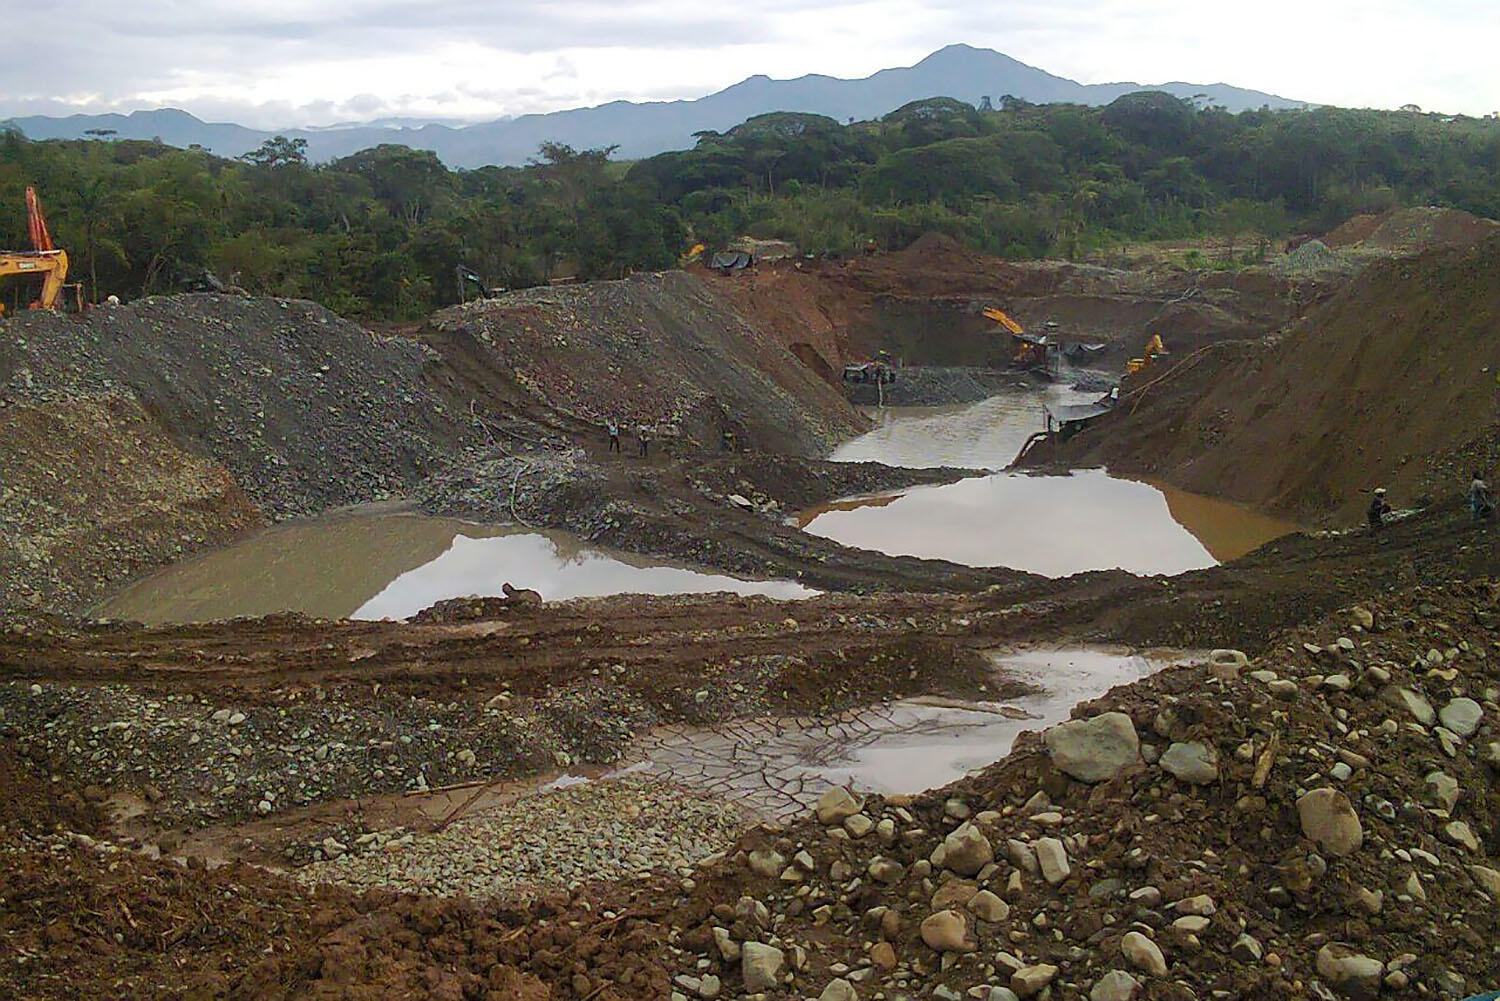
[1367,488,1391,535]
[1470,471,1495,521]
[637,426,650,458]
[606,418,620,454]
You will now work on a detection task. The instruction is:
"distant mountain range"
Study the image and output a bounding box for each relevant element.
[2,45,1305,169]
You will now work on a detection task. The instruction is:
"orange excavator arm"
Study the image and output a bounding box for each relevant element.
[26,186,56,253]
[983,306,1024,335]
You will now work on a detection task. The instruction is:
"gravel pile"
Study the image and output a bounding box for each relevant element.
[0,679,656,828]
[661,580,1500,1000]
[1,295,488,519]
[299,776,747,901]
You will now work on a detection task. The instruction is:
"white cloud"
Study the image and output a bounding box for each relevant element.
[4,0,1497,125]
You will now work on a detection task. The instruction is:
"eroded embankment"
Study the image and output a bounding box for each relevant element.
[425,271,866,455]
[1047,236,1500,523]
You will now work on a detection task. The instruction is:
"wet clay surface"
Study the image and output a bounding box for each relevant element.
[604,646,1184,820]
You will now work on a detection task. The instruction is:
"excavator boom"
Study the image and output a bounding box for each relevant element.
[983,307,1024,335]
[26,187,56,253]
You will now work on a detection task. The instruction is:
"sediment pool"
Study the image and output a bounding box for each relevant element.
[803,390,1297,576]
[95,513,814,624]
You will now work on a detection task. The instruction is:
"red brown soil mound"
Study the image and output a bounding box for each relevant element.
[1325,206,1500,253]
[0,740,104,839]
[1056,235,1500,522]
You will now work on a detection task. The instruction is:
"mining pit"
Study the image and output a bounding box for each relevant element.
[3,224,1499,1001]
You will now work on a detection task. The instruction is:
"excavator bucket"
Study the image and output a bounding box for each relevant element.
[983,307,1024,335]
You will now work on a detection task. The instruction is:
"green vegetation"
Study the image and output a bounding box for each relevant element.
[4,94,1499,318]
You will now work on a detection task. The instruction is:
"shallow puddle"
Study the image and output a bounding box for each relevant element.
[95,513,814,625]
[808,394,1297,576]
[605,646,1182,819]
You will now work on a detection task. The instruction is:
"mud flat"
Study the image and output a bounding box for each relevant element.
[602,646,1185,820]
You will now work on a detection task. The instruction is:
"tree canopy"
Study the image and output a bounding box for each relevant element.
[4,93,1498,318]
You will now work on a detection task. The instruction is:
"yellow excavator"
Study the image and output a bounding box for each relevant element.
[1126,334,1168,375]
[0,187,82,316]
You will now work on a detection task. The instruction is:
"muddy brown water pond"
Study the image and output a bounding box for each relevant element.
[95,512,814,625]
[803,390,1298,576]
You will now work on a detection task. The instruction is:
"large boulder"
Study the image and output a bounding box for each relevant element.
[1159,742,1218,784]
[1439,698,1482,737]
[815,786,864,825]
[1296,788,1363,856]
[920,909,976,953]
[941,822,994,877]
[1044,712,1141,782]
[741,942,785,992]
[1120,931,1167,975]
[1091,970,1142,1001]
[1315,944,1382,999]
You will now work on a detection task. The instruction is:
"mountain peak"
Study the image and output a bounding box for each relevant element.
[5,46,1305,168]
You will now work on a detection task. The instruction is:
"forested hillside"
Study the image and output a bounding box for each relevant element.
[3,94,1498,319]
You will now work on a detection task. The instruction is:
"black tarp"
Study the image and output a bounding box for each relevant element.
[710,251,752,274]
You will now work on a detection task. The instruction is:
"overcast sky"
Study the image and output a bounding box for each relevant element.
[6,1,1498,126]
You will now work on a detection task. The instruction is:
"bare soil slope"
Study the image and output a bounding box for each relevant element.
[1054,237,1500,522]
[702,236,1326,378]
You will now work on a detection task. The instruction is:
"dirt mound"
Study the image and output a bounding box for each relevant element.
[663,580,1500,1000]
[1053,236,1500,522]
[1325,206,1500,254]
[0,740,104,840]
[837,235,1036,300]
[0,835,668,1000]
[430,272,864,456]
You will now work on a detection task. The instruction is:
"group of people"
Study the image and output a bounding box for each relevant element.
[605,419,650,458]
[1367,471,1494,534]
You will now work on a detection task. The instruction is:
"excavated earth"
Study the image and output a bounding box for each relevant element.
[703,233,1339,384]
[4,225,1500,1000]
[1041,236,1500,524]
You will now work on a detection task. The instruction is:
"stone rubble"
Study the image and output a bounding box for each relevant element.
[659,582,1499,1000]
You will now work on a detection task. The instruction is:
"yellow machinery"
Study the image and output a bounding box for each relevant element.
[0,187,79,316]
[986,306,1052,369]
[983,306,1024,335]
[1126,334,1167,375]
